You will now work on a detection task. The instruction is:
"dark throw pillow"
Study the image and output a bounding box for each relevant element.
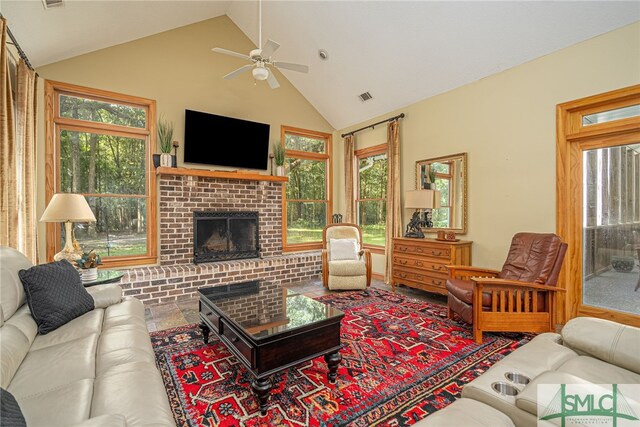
[18,260,94,334]
[0,388,27,427]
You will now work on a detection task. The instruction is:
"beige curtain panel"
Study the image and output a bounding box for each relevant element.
[0,17,38,263]
[384,120,402,284]
[344,134,356,223]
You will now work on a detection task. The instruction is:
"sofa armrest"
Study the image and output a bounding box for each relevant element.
[86,284,123,309]
[446,265,500,279]
[70,414,127,427]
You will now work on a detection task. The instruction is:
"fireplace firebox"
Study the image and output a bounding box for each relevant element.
[194,211,260,264]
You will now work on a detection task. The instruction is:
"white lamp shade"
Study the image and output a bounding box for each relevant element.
[252,67,269,81]
[405,189,442,209]
[40,193,96,223]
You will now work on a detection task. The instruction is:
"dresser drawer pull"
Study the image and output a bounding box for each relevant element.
[432,280,443,286]
[398,273,407,278]
[415,274,424,280]
[414,261,423,267]
[399,259,408,265]
[415,247,424,253]
[431,250,442,256]
[230,336,239,343]
[432,265,443,271]
[399,246,408,252]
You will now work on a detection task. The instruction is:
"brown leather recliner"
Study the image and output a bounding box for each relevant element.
[446,232,568,343]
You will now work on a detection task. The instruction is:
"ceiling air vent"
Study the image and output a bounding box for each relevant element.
[42,0,64,9]
[358,92,373,102]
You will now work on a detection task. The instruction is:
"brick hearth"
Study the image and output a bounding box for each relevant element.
[119,172,321,305]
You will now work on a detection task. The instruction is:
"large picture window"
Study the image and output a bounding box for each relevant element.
[282,126,332,251]
[355,144,387,249]
[45,81,157,267]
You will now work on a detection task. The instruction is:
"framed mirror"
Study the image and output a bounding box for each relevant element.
[416,152,468,234]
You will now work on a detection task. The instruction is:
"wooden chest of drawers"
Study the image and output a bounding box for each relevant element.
[392,237,472,295]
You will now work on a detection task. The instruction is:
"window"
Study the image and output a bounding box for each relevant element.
[355,145,387,249]
[282,126,332,251]
[45,81,157,267]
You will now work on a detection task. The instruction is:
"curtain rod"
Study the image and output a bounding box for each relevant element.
[1,14,35,71]
[341,113,405,138]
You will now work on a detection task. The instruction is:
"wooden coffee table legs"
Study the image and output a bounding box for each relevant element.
[199,322,210,343]
[249,350,342,416]
[324,351,342,383]
[251,377,273,416]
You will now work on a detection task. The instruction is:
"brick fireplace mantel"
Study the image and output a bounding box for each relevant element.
[119,170,320,305]
[156,167,288,183]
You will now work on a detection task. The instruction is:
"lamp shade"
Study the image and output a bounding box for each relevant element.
[40,194,96,223]
[404,189,442,209]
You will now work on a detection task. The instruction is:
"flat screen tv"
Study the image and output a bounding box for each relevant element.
[183,109,270,170]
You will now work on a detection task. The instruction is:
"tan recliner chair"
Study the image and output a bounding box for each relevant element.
[321,223,372,290]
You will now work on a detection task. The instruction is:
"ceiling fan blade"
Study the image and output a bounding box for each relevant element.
[223,64,254,80]
[260,39,280,58]
[212,47,251,62]
[266,70,280,89]
[272,61,309,73]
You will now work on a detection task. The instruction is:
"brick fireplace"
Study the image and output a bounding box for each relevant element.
[118,169,321,305]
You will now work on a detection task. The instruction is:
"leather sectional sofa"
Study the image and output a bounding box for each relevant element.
[0,246,174,426]
[418,316,640,426]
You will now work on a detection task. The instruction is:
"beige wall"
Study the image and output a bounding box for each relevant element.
[336,22,640,274]
[35,16,334,262]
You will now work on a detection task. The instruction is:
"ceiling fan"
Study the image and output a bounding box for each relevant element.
[211,0,309,89]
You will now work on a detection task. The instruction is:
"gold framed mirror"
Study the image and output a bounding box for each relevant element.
[415,152,468,234]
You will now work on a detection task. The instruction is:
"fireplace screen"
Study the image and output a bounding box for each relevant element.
[193,211,259,263]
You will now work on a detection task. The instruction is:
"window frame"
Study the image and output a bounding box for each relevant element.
[281,125,333,252]
[44,80,157,267]
[355,144,387,253]
[433,161,454,228]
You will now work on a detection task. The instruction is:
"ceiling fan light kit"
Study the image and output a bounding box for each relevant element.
[211,0,308,89]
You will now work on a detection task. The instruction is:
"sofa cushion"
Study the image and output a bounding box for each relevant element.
[86,284,123,309]
[0,246,32,323]
[14,379,93,427]
[515,371,590,416]
[0,387,26,427]
[30,309,104,351]
[561,317,640,374]
[416,398,515,427]
[18,260,94,334]
[557,355,640,384]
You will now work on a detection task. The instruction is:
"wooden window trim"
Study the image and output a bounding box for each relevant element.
[281,125,333,252]
[355,144,387,249]
[557,84,640,327]
[45,80,157,267]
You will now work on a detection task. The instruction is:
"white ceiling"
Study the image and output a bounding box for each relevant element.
[2,1,639,130]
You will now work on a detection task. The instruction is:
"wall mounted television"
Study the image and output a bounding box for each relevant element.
[183,109,271,170]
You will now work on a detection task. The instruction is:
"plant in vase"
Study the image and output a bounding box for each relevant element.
[426,166,437,190]
[157,116,175,168]
[76,250,102,282]
[273,143,285,176]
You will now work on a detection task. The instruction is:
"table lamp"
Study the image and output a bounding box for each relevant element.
[40,193,96,262]
[404,189,441,238]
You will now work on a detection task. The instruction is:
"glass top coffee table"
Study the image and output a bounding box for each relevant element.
[198,281,344,416]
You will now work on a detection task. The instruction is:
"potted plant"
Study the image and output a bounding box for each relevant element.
[157,116,175,168]
[611,244,635,273]
[273,143,285,176]
[76,250,102,282]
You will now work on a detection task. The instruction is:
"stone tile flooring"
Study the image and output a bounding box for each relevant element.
[145,277,447,332]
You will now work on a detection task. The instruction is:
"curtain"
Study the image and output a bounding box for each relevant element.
[384,120,402,284]
[0,17,38,262]
[15,60,38,262]
[344,134,356,223]
[0,17,17,253]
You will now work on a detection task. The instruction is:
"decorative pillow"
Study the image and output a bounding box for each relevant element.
[330,238,359,261]
[18,260,94,335]
[0,388,27,427]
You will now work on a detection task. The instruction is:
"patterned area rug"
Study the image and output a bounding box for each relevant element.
[151,289,530,426]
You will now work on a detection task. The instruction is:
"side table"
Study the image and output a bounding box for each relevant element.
[83,270,124,287]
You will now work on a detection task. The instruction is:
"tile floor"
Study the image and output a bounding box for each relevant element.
[144,277,447,332]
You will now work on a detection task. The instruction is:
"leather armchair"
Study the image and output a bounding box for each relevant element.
[322,223,372,290]
[446,233,568,343]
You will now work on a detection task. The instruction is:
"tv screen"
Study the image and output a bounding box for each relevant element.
[183,109,270,170]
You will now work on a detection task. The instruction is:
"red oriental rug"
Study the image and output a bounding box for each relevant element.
[150,289,530,427]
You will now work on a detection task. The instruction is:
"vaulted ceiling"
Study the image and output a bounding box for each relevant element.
[2,1,639,129]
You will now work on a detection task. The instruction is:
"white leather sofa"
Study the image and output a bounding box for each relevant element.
[0,246,175,426]
[418,316,640,426]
